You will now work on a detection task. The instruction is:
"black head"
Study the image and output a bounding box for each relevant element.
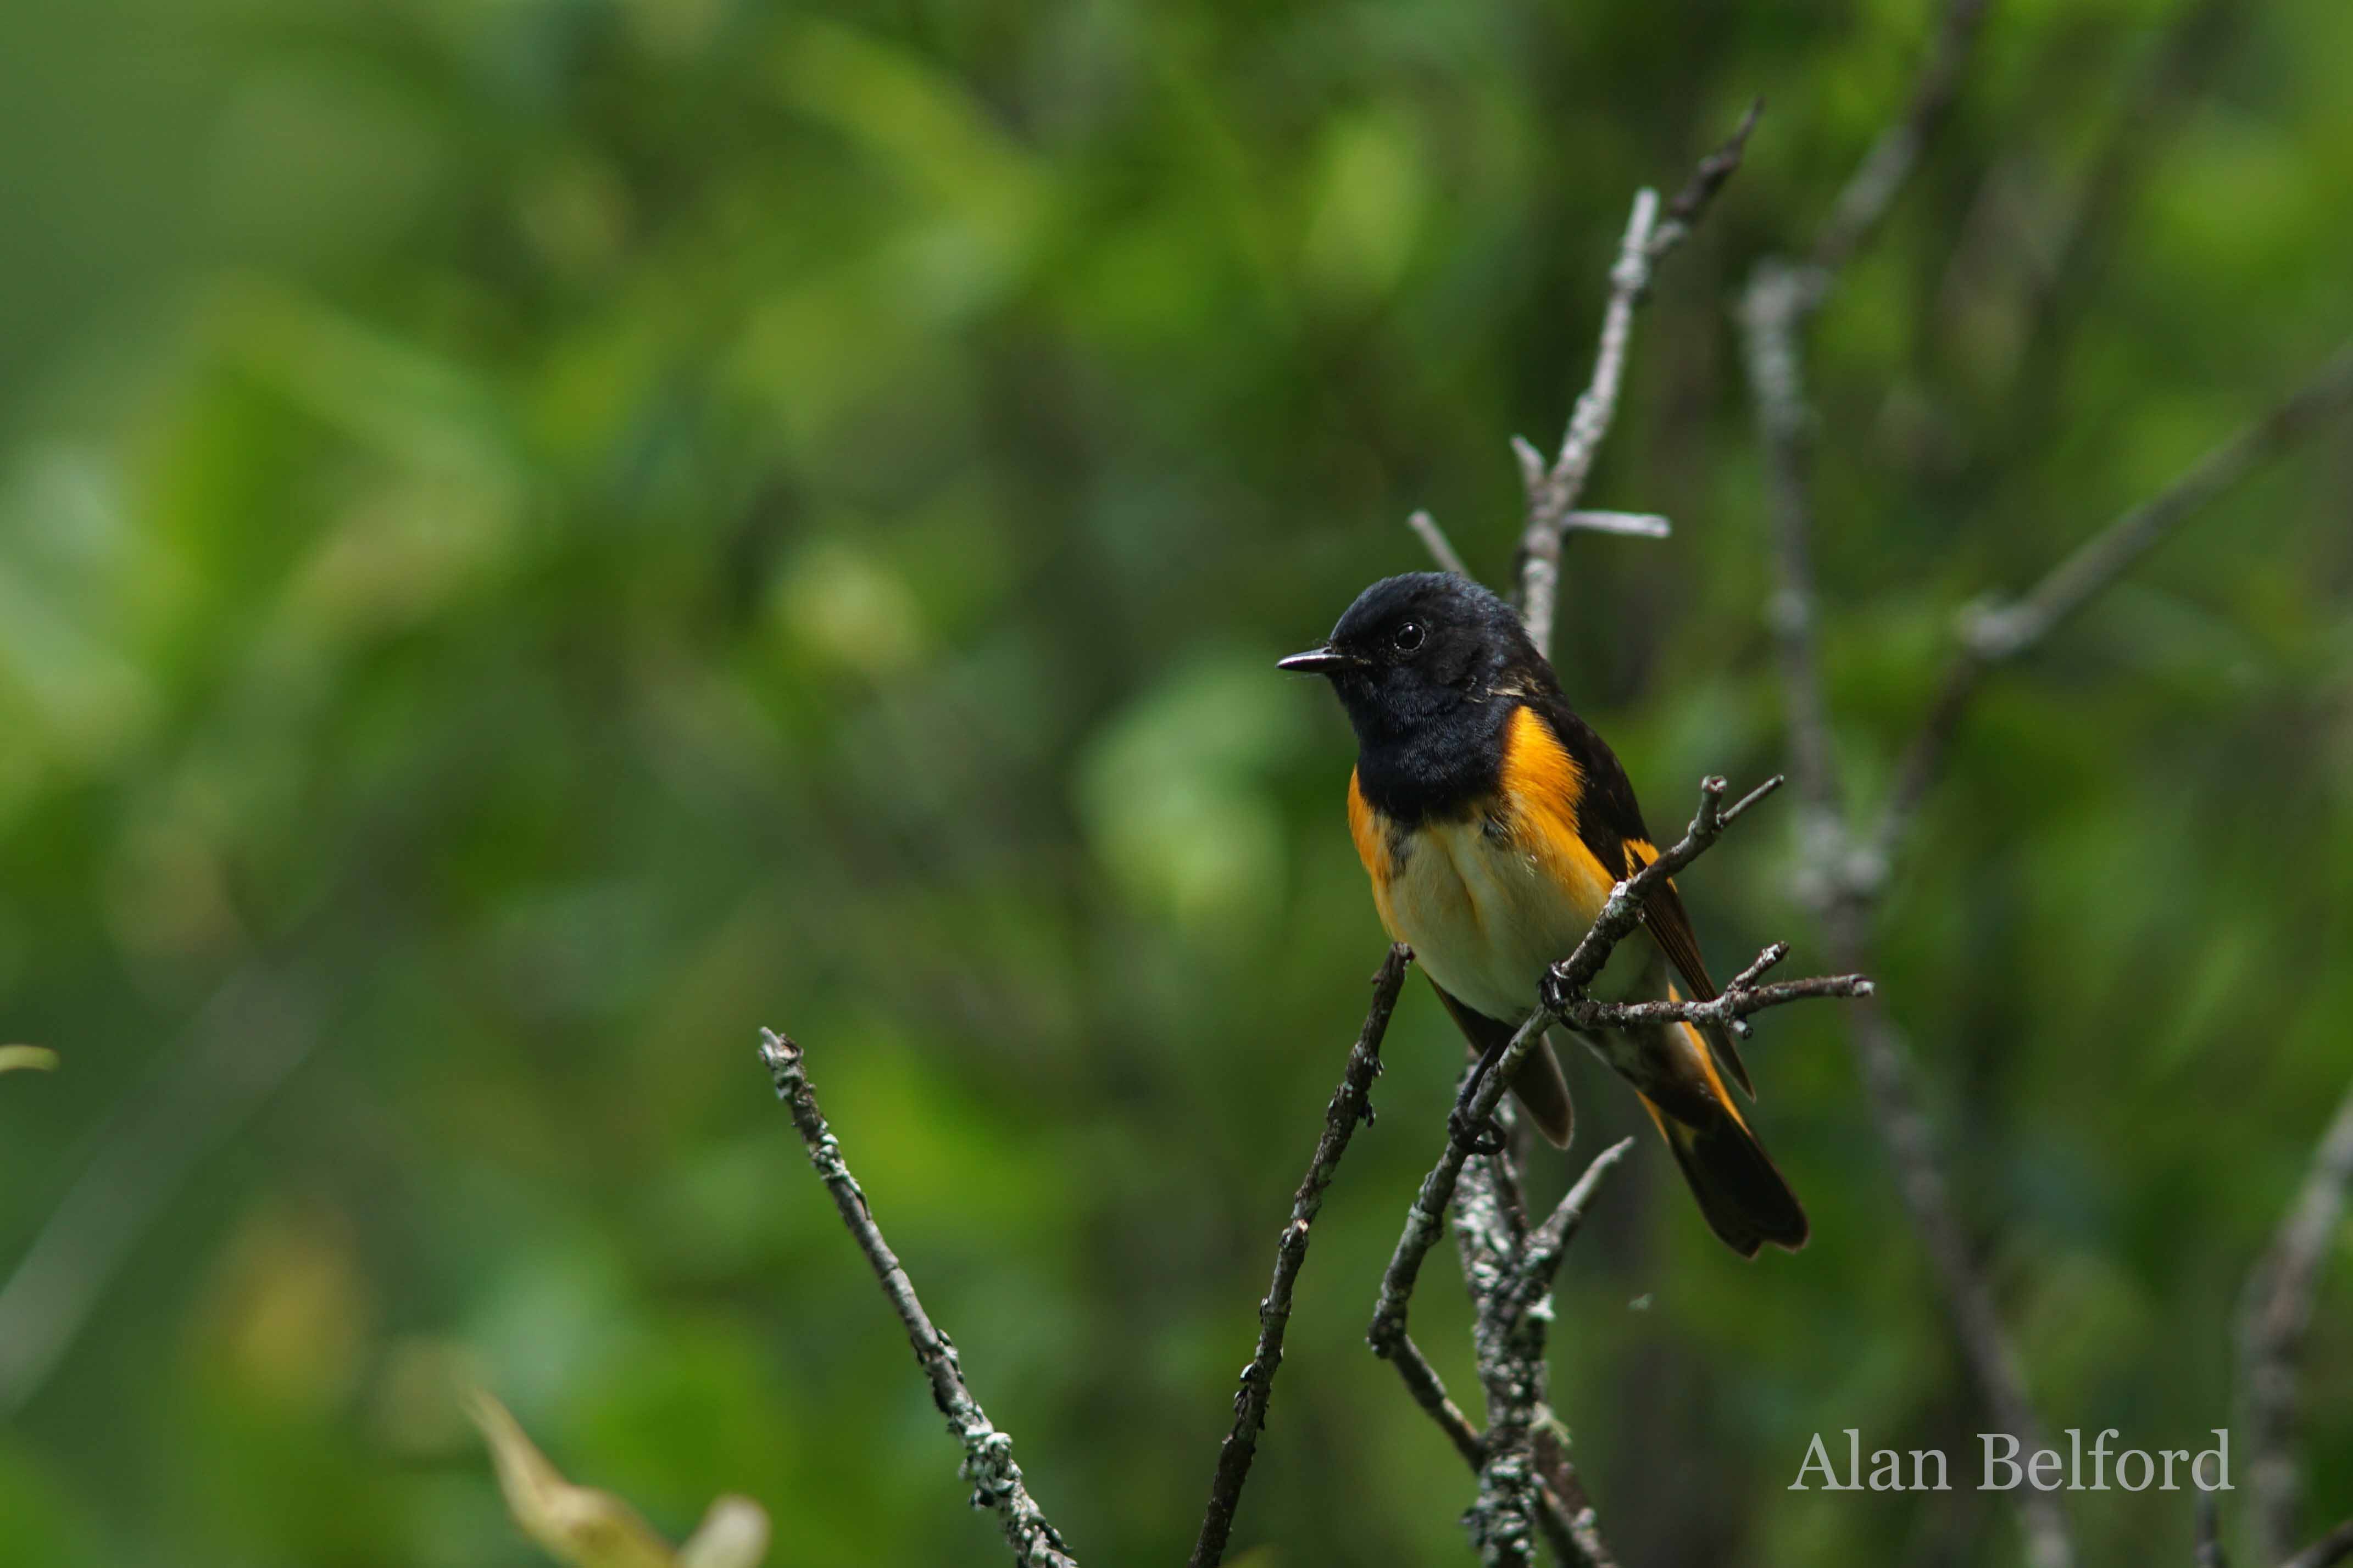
[1278,573,1553,748]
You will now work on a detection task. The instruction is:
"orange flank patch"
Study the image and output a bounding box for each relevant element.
[1347,769,1402,941]
[1498,706,1620,922]
[1671,983,1751,1133]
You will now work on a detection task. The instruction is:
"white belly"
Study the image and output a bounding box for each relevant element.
[1383,816,1598,1021]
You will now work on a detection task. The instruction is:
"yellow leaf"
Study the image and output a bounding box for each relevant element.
[468,1388,681,1568]
[0,1045,58,1074]
[677,1498,770,1568]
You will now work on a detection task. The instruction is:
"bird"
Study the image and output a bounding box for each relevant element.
[1280,571,1807,1257]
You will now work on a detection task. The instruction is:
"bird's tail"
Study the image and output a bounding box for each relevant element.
[1639,1027,1807,1258]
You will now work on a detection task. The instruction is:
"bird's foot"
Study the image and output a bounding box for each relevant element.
[1449,1107,1509,1156]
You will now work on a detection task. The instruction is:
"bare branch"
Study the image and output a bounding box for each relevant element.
[1736,11,2081,1565]
[1190,947,1411,1568]
[1811,0,1992,274]
[1976,338,2353,653]
[1384,1330,1485,1469]
[1532,1427,1620,1568]
[1517,187,1660,660]
[1872,336,2353,868]
[1512,102,1759,659]
[2196,1485,2227,1568]
[2239,1074,2353,1567]
[1562,511,1672,539]
[1516,1140,1636,1307]
[1564,972,1874,1034]
[758,1031,1078,1568]
[1650,98,1762,259]
[1409,509,1476,579]
[2283,1521,2353,1568]
[0,967,319,1415]
[1842,989,2074,1568]
[1738,260,1846,847]
[1741,0,1993,856]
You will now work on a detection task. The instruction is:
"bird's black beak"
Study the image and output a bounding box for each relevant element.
[1277,647,1355,676]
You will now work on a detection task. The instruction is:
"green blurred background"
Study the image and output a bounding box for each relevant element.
[3,0,2351,1563]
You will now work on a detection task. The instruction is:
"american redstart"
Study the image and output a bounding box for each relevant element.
[1282,572,1807,1257]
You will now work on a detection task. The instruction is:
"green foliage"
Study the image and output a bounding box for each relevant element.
[3,0,2351,1563]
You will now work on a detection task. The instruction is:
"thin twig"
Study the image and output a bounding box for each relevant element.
[1515,1140,1637,1310]
[758,1031,1079,1568]
[2283,1520,2353,1568]
[2238,1074,2353,1567]
[1650,98,1762,258]
[1516,187,1660,661]
[1845,987,2072,1567]
[2000,0,2248,435]
[1531,1426,1620,1568]
[1510,102,1758,660]
[1738,259,1848,867]
[1562,511,1672,538]
[1811,0,1992,275]
[1385,1331,1486,1470]
[1189,946,1412,1568]
[0,967,320,1414]
[1872,338,2353,865]
[1546,774,1784,1002]
[1409,509,1476,579]
[1564,972,1874,1034]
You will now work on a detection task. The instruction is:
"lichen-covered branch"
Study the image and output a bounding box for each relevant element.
[1359,772,1832,1568]
[757,1031,1078,1568]
[1189,946,1412,1568]
[1458,1139,1543,1568]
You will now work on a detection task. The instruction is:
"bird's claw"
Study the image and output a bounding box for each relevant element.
[1449,1107,1508,1155]
[1539,966,1578,1017]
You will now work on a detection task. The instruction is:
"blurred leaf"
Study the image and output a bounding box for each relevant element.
[469,1389,767,1568]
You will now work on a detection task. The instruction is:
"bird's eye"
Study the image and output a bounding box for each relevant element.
[1390,621,1425,654]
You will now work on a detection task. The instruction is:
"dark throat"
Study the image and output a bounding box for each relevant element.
[1350,694,1513,827]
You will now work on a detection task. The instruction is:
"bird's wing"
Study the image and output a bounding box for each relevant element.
[1524,696,1754,1098]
